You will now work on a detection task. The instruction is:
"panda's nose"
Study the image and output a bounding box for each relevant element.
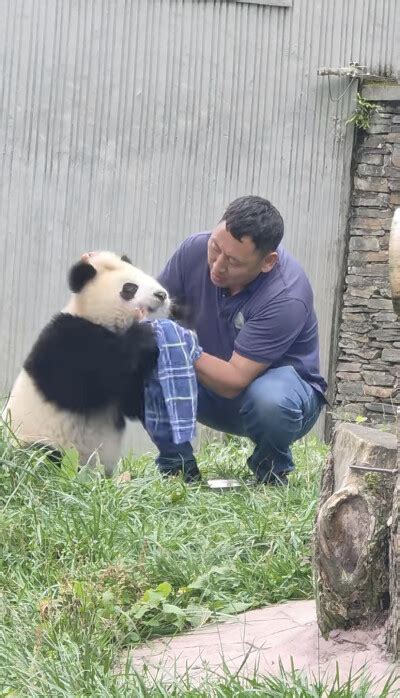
[153,290,167,302]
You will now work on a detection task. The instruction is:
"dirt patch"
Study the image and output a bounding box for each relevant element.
[121,600,399,692]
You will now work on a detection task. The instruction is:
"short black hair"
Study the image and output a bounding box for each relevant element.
[221,195,284,253]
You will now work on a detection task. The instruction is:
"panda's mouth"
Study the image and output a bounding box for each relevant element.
[146,304,158,314]
[143,290,169,315]
[146,305,164,316]
[146,298,171,318]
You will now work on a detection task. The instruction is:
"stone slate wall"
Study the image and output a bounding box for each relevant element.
[334,102,400,428]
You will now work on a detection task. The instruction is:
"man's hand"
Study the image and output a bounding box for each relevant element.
[194,351,268,398]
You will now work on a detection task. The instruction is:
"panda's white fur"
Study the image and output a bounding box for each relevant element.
[4,370,124,472]
[3,251,170,475]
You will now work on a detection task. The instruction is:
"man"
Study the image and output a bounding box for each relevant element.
[156,195,326,484]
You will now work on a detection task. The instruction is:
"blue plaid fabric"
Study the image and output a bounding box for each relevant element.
[143,319,203,445]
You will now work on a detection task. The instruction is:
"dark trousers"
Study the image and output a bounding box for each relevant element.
[150,366,324,481]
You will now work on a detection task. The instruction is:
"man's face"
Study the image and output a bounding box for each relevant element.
[207,221,277,294]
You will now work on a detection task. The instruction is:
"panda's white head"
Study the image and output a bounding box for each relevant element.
[64,251,170,332]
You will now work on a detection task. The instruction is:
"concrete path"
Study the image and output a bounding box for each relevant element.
[128,600,399,692]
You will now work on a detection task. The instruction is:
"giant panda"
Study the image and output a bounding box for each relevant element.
[2,251,170,476]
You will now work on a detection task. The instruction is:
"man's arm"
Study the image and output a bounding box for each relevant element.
[194,297,308,399]
[194,351,268,399]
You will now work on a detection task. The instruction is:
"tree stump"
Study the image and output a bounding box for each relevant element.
[314,422,397,638]
[386,207,400,657]
[387,408,400,658]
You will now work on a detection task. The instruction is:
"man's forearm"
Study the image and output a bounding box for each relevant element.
[194,352,246,399]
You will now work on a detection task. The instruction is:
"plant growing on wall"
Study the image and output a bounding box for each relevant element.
[346,92,379,131]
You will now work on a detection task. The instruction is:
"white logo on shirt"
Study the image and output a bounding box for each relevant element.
[234,311,245,330]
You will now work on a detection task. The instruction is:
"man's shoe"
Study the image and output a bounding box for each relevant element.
[160,463,201,484]
[257,471,290,486]
[184,470,202,484]
[183,461,201,483]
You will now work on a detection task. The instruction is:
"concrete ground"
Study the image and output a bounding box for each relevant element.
[127,600,400,692]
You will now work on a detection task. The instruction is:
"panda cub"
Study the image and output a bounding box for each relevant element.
[2,251,170,475]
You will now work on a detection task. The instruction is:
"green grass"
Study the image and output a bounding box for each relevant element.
[111,660,398,697]
[0,427,395,696]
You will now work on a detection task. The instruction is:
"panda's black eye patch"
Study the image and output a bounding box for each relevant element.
[120,282,138,300]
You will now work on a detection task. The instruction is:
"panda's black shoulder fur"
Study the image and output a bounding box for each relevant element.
[24,313,158,414]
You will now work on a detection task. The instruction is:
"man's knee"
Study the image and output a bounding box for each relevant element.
[240,369,304,434]
[243,387,301,422]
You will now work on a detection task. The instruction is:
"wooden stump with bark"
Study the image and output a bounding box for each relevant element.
[314,423,397,638]
[387,209,400,658]
[387,408,400,659]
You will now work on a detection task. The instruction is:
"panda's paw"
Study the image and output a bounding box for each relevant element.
[169,301,196,329]
[121,322,158,372]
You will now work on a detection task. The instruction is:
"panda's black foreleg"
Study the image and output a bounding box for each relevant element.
[119,321,158,421]
[25,313,159,418]
[120,321,159,374]
[120,374,145,421]
[25,314,131,412]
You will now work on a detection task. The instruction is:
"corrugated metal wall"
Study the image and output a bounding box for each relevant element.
[1,0,399,449]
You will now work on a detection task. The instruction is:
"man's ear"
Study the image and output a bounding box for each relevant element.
[68,259,97,292]
[261,251,278,273]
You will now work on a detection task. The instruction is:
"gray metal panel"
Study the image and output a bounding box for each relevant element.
[1,0,400,449]
[233,1,292,5]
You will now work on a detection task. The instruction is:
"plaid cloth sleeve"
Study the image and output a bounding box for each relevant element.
[143,319,203,445]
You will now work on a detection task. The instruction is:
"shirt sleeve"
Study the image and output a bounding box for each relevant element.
[234,297,308,365]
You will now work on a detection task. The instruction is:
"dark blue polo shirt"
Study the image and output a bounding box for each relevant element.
[158,232,327,395]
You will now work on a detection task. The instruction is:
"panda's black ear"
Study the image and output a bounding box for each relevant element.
[68,261,97,293]
[121,255,132,264]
